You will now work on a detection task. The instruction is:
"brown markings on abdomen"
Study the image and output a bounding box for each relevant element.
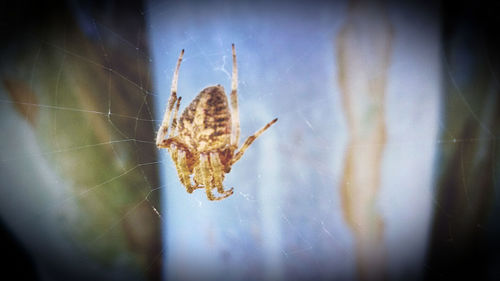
[178,85,232,151]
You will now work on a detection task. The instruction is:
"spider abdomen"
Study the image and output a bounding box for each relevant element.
[178,85,232,151]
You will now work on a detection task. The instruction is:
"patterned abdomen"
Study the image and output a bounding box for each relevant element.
[179,85,232,151]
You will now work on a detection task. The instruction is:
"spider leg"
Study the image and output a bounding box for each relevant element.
[200,154,232,201]
[232,118,278,165]
[168,143,182,184]
[156,49,184,147]
[169,97,182,138]
[168,143,192,193]
[193,166,202,186]
[193,166,208,190]
[177,149,196,193]
[230,44,240,147]
[209,152,234,196]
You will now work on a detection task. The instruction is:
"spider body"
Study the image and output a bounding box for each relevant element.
[156,45,277,201]
[178,85,232,152]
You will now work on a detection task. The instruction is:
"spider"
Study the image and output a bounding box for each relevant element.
[156,44,277,201]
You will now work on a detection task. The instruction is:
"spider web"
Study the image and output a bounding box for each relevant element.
[1,0,499,281]
[1,1,163,280]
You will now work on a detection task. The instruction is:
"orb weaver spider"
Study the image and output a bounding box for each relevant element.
[156,44,277,201]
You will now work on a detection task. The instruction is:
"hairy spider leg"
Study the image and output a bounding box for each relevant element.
[200,154,232,201]
[167,143,183,185]
[171,142,204,192]
[209,152,234,196]
[230,43,240,147]
[169,97,182,137]
[167,144,187,190]
[200,154,214,200]
[193,165,202,186]
[232,118,278,165]
[193,164,215,191]
[177,149,196,193]
[156,49,184,146]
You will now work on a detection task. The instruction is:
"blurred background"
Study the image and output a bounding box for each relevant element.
[0,0,499,280]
